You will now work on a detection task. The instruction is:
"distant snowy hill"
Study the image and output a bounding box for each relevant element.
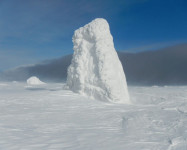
[1,44,187,85]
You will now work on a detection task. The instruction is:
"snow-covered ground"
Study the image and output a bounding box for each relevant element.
[0,82,187,150]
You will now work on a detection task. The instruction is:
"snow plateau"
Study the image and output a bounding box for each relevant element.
[67,18,130,103]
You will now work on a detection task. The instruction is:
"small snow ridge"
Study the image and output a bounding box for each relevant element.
[168,137,187,150]
[27,76,45,85]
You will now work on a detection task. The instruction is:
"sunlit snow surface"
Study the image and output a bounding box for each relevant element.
[0,82,187,150]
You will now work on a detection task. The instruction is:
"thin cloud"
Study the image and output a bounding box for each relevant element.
[0,49,40,71]
[122,40,187,53]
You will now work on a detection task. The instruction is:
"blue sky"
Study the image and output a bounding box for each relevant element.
[0,0,187,70]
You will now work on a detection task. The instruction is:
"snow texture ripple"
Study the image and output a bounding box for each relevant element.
[67,18,130,103]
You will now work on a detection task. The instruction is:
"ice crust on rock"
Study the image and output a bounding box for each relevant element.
[27,76,45,85]
[67,18,130,103]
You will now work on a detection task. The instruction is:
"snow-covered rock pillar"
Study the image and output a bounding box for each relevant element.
[67,18,130,104]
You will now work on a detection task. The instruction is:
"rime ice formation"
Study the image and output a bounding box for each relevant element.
[27,76,45,85]
[67,18,130,103]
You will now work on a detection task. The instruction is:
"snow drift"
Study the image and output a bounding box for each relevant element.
[67,18,130,103]
[27,76,45,85]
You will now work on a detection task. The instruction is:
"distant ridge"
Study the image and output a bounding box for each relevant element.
[118,43,187,85]
[0,44,187,85]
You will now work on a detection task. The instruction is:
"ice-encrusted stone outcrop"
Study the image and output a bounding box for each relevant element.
[67,18,130,103]
[27,76,45,85]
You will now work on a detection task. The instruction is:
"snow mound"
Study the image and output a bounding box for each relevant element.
[67,18,130,103]
[27,76,45,85]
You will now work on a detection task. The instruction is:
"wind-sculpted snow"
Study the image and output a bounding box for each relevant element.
[0,82,187,150]
[27,76,45,85]
[67,18,130,103]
